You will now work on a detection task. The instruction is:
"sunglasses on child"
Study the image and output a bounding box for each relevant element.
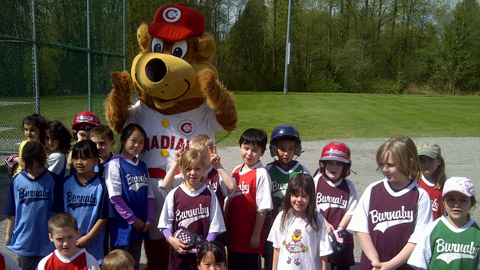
[77,125,93,132]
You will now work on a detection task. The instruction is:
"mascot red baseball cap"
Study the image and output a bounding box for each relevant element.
[149,3,205,42]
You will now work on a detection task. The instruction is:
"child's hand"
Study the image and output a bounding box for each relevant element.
[143,222,151,232]
[4,235,10,245]
[77,130,89,141]
[174,147,185,163]
[209,145,222,169]
[76,235,92,248]
[132,219,146,232]
[324,221,334,233]
[168,236,189,255]
[250,233,260,249]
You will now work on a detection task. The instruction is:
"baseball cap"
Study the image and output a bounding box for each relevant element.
[148,3,205,42]
[417,142,441,159]
[442,177,475,198]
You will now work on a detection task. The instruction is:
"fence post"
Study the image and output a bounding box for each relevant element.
[31,0,40,113]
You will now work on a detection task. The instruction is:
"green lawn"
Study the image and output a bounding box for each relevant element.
[1,92,479,150]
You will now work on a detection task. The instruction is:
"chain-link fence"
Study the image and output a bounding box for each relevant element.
[0,0,125,163]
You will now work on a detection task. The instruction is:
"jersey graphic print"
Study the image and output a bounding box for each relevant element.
[370,205,414,233]
[283,229,308,266]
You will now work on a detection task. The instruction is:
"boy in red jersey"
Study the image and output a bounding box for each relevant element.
[225,128,273,270]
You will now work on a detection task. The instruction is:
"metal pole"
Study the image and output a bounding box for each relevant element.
[32,0,40,113]
[87,0,92,111]
[283,0,292,95]
[122,0,126,70]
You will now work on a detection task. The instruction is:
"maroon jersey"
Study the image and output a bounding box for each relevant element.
[362,183,419,270]
[205,168,225,210]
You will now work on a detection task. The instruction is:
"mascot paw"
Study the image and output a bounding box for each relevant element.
[111,71,133,96]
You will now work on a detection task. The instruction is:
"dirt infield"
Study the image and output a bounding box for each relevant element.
[1,137,479,268]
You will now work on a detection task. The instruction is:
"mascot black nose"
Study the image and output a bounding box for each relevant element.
[145,58,167,82]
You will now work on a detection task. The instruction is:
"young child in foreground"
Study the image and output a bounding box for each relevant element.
[4,141,56,270]
[62,140,113,264]
[408,176,480,269]
[159,149,226,270]
[264,124,310,270]
[347,136,433,270]
[268,173,332,270]
[37,213,100,270]
[105,124,155,270]
[197,241,227,270]
[102,250,135,270]
[417,142,447,220]
[225,128,273,270]
[314,141,358,269]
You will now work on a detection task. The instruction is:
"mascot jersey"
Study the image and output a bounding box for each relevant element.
[62,173,113,263]
[267,210,332,270]
[126,100,223,178]
[408,216,480,269]
[37,249,100,270]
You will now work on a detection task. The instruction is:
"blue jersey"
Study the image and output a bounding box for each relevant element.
[62,173,113,263]
[3,170,56,256]
[106,156,151,246]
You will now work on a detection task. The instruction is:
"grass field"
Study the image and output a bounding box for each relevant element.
[1,92,479,150]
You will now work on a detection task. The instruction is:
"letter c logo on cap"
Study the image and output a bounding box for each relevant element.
[163,7,181,23]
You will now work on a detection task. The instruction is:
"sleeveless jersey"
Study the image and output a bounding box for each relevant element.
[108,157,150,246]
[226,162,273,254]
[37,249,100,270]
[418,175,444,220]
[4,170,56,256]
[63,173,112,263]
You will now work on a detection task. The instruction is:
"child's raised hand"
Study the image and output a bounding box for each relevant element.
[77,130,89,141]
[209,145,222,169]
[168,236,189,255]
[174,146,186,163]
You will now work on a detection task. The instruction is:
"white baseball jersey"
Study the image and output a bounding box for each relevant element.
[126,100,224,178]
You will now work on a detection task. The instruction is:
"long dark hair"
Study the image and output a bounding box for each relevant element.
[119,123,147,154]
[45,120,72,154]
[280,173,319,232]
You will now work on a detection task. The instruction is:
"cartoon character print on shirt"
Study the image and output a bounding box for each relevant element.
[282,229,308,266]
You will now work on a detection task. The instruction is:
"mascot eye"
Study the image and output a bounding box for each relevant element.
[151,37,164,53]
[172,41,188,58]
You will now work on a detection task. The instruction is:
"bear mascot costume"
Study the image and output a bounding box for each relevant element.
[105,3,237,269]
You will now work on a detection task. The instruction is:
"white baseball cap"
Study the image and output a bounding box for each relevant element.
[442,177,475,198]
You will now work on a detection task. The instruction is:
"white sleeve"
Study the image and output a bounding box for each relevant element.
[301,164,310,175]
[86,251,101,270]
[347,181,377,234]
[36,253,51,270]
[158,187,176,230]
[318,213,333,256]
[147,171,155,199]
[344,179,359,216]
[208,189,226,234]
[104,159,123,198]
[407,219,438,269]
[256,168,273,212]
[1,251,21,270]
[267,211,284,248]
[408,187,433,243]
[47,153,65,176]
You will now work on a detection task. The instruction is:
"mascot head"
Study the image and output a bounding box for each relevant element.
[131,3,217,113]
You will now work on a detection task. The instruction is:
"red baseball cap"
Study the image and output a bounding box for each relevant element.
[148,3,205,42]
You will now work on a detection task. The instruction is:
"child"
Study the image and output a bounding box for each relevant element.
[264,125,310,270]
[45,120,72,178]
[90,124,116,176]
[13,113,47,176]
[68,111,101,174]
[197,241,227,270]
[3,141,57,270]
[267,174,332,270]
[408,177,480,269]
[104,123,155,270]
[159,149,226,270]
[37,213,100,270]
[62,140,113,264]
[347,136,433,270]
[102,250,135,270]
[225,128,273,270]
[314,141,358,269]
[417,142,447,220]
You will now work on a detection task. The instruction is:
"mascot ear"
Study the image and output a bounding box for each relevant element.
[137,23,152,52]
[196,33,216,62]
